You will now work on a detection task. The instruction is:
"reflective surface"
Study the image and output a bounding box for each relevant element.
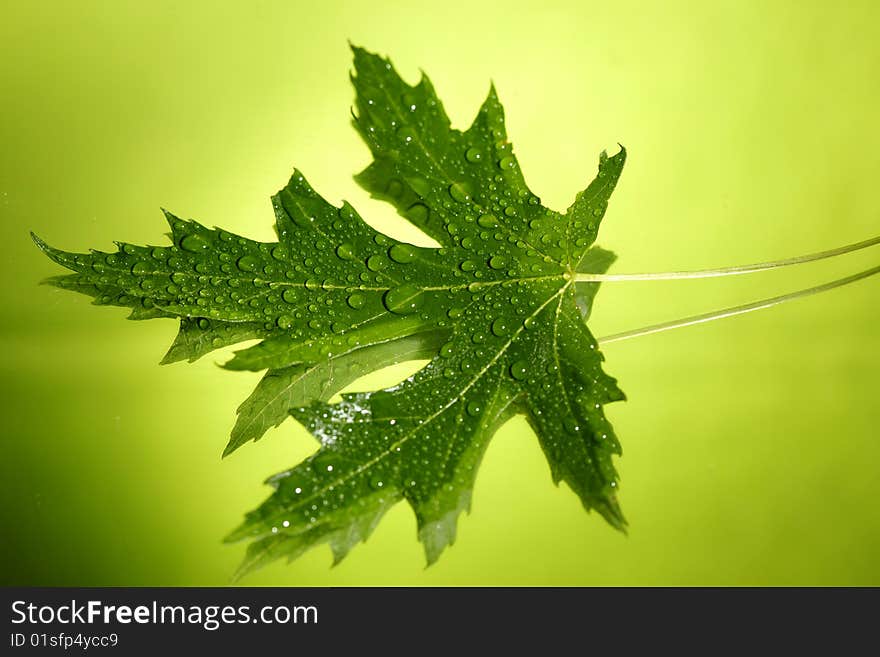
[1,0,878,585]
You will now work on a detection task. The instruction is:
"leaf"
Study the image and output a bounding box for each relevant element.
[33,45,627,574]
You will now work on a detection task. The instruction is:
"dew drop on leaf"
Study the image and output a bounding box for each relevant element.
[336,243,356,260]
[397,127,416,143]
[179,234,209,253]
[385,179,404,199]
[346,293,365,309]
[448,183,470,203]
[237,255,259,272]
[477,213,498,228]
[383,284,424,315]
[488,255,508,270]
[509,360,529,380]
[406,203,429,223]
[491,318,509,337]
[366,254,388,272]
[388,244,417,263]
[464,147,482,163]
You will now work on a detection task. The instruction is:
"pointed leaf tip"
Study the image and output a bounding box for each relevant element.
[30,231,48,251]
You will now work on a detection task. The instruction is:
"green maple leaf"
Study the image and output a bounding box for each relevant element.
[33,46,628,575]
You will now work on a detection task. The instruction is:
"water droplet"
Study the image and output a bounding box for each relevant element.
[368,474,385,490]
[347,293,365,309]
[131,261,150,276]
[383,284,424,315]
[237,255,259,272]
[439,341,455,358]
[406,203,429,223]
[592,207,603,218]
[523,316,536,330]
[388,244,417,263]
[460,260,476,272]
[281,288,298,304]
[509,360,528,380]
[336,243,355,260]
[397,127,416,143]
[179,234,209,253]
[448,183,470,203]
[366,254,388,271]
[401,91,419,110]
[196,318,211,330]
[385,179,404,199]
[466,401,482,416]
[277,315,293,329]
[491,318,509,337]
[477,214,498,228]
[464,147,482,163]
[499,156,517,170]
[488,255,508,270]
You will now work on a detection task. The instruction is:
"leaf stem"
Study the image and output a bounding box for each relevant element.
[575,235,880,282]
[596,264,880,345]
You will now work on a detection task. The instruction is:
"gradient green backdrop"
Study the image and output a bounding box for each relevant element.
[2,1,878,585]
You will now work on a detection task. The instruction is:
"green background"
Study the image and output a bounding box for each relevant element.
[2,1,877,586]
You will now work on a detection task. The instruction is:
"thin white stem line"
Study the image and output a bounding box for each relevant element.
[575,235,880,282]
[597,265,880,345]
